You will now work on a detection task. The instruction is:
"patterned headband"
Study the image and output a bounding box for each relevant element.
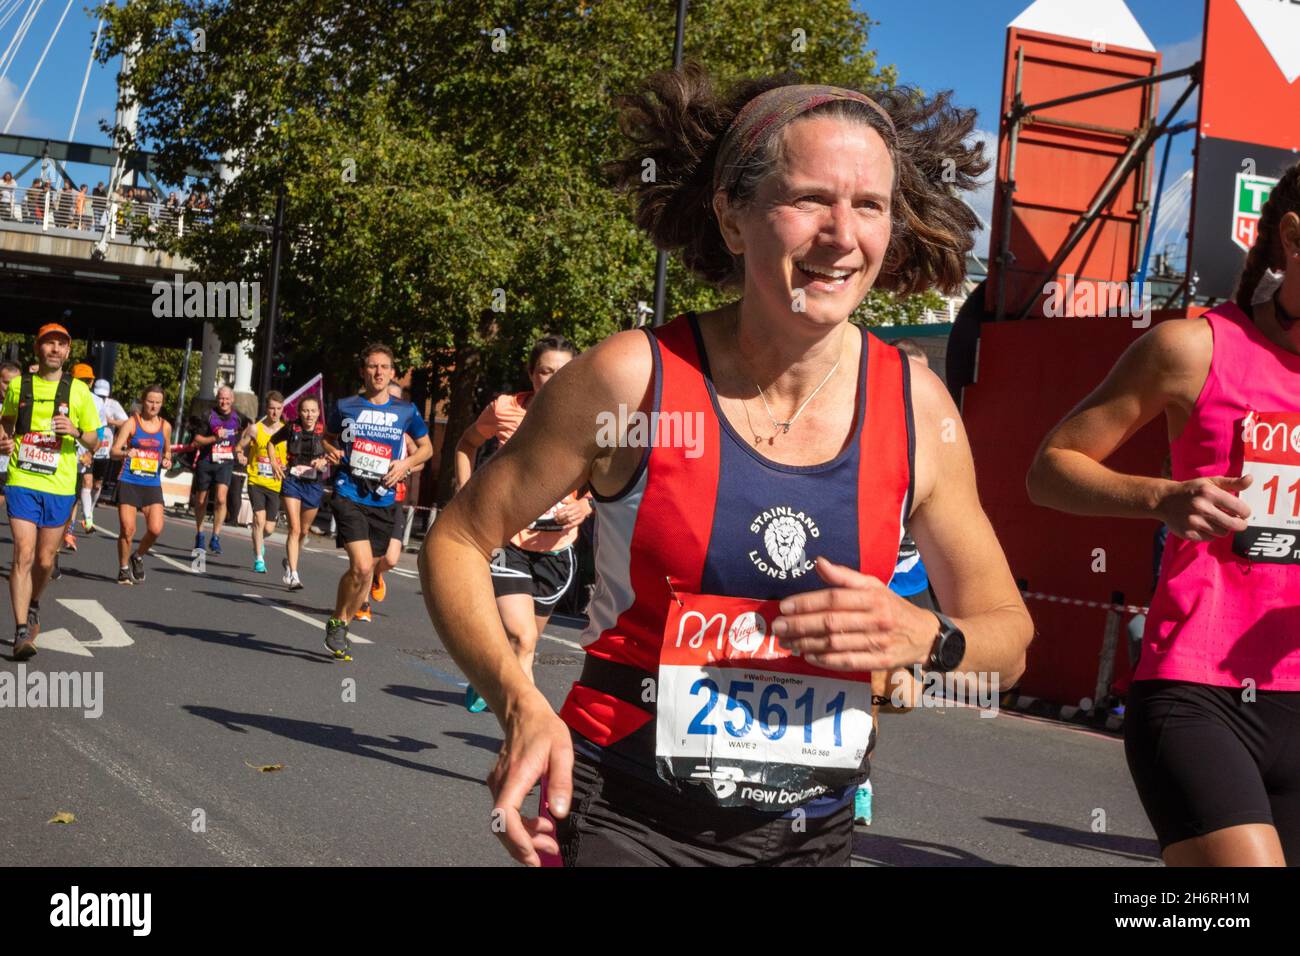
[712,84,897,195]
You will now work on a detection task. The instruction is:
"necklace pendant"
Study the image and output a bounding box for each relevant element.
[781,422,791,434]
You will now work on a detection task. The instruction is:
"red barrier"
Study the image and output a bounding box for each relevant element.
[961,311,1200,704]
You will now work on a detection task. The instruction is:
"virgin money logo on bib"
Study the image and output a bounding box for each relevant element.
[748,507,820,580]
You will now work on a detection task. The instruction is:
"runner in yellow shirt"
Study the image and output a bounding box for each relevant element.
[0,323,101,660]
[238,391,288,573]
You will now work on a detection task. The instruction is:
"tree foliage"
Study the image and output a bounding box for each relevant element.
[97,0,901,497]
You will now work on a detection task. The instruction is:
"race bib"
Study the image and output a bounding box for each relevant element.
[1233,411,1300,564]
[350,437,392,481]
[212,434,234,462]
[655,591,873,810]
[129,448,160,476]
[93,425,112,459]
[255,455,276,478]
[15,432,60,475]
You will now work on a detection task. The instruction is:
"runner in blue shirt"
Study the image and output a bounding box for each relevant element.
[321,343,433,659]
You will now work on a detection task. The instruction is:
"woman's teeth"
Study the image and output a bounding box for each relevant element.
[796,261,855,285]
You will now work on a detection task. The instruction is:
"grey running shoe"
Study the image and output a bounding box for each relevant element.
[26,602,39,640]
[12,626,35,661]
[130,553,145,582]
[117,568,133,585]
[324,618,351,660]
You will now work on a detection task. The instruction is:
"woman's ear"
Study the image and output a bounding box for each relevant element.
[713,190,745,258]
[1283,211,1300,260]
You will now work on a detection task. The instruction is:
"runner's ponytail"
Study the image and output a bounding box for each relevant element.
[1236,162,1300,312]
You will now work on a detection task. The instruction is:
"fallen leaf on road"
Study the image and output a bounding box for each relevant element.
[48,812,76,824]
[244,762,284,773]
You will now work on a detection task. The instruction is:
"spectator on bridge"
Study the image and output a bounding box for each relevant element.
[1,172,15,220]
[58,182,77,228]
[26,179,45,225]
[74,185,89,230]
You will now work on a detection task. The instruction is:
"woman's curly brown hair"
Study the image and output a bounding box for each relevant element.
[605,60,989,296]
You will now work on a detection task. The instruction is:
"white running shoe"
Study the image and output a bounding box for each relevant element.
[290,571,303,591]
[282,557,292,585]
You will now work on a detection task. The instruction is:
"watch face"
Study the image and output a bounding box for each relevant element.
[941,629,966,671]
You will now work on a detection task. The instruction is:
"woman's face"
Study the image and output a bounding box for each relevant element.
[716,116,894,331]
[299,401,319,429]
[142,391,164,417]
[529,350,574,393]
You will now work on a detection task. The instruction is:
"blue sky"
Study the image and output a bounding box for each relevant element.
[859,0,1205,256]
[1,0,1205,255]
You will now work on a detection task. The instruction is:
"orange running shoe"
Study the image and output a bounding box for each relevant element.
[370,573,386,603]
[63,532,77,552]
[354,602,372,623]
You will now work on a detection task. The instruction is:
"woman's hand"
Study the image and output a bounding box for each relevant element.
[772,557,938,671]
[1155,474,1252,542]
[554,497,592,531]
[486,688,574,867]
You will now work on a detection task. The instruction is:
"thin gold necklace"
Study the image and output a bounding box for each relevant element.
[733,311,841,444]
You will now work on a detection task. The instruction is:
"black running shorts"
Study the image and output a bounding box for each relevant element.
[556,745,853,867]
[194,458,234,492]
[332,493,397,556]
[247,484,280,521]
[116,482,164,510]
[1125,679,1300,862]
[489,543,574,616]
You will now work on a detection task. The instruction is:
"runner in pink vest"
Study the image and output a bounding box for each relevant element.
[1029,162,1300,866]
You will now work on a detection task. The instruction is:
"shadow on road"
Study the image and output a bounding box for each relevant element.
[182,704,484,784]
[383,684,463,708]
[443,731,503,754]
[852,831,1007,867]
[193,589,333,619]
[128,619,331,665]
[984,817,1160,862]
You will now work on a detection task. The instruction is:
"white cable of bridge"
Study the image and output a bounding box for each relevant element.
[0,0,43,83]
[3,0,74,135]
[0,0,29,35]
[67,14,103,140]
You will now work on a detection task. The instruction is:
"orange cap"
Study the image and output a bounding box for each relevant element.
[36,322,71,343]
[71,363,94,380]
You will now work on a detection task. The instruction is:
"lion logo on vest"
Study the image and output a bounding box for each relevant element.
[765,516,807,572]
[748,507,820,580]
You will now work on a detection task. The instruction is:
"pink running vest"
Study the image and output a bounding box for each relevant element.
[1138,303,1300,690]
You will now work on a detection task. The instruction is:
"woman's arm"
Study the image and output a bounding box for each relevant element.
[1026,318,1250,541]
[109,420,132,461]
[454,425,488,492]
[418,330,651,866]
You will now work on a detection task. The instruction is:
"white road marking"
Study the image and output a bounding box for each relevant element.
[540,632,582,651]
[35,628,94,656]
[240,593,373,644]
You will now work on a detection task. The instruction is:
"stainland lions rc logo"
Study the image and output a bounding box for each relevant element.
[1232,172,1278,252]
[749,507,820,580]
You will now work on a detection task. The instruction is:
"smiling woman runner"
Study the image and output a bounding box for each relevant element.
[110,384,172,585]
[1028,162,1300,867]
[421,65,1032,867]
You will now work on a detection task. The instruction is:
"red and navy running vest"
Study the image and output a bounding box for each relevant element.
[559,313,914,754]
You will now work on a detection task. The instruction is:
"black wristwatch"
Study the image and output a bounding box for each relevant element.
[926,612,966,673]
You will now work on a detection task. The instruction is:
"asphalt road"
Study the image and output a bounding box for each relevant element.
[0,505,1162,867]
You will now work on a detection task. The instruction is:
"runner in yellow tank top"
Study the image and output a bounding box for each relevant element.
[237,392,288,573]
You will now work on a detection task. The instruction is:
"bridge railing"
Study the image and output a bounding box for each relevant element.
[0,185,210,240]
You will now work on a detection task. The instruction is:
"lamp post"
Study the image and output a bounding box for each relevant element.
[651,0,689,327]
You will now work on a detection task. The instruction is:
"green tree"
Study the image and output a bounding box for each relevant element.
[97,0,897,500]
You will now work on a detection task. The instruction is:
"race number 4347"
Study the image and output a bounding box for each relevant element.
[1234,411,1300,564]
